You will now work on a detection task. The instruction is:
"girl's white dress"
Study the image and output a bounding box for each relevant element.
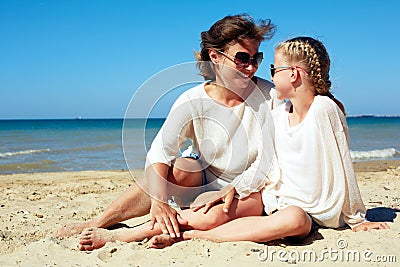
[262,96,366,228]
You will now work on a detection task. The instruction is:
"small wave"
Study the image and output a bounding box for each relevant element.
[350,148,399,160]
[0,149,50,158]
[56,144,119,153]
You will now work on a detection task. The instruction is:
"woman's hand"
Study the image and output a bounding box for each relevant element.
[352,221,390,231]
[190,184,236,214]
[149,200,187,238]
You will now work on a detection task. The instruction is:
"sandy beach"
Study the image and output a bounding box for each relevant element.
[0,161,399,266]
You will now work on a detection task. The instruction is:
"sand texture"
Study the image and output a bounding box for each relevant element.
[0,161,399,266]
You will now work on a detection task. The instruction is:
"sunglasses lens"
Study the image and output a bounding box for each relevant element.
[234,52,263,67]
[234,52,251,66]
[253,52,263,66]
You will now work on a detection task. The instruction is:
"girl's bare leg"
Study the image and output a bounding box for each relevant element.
[180,192,264,231]
[185,206,312,242]
[78,192,263,250]
[79,221,161,251]
[149,206,312,248]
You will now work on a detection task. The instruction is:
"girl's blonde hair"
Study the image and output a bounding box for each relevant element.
[276,37,345,113]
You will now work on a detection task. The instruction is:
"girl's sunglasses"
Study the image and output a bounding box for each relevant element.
[269,64,291,77]
[217,50,263,68]
[270,64,309,77]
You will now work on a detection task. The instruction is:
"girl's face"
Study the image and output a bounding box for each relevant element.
[272,51,293,100]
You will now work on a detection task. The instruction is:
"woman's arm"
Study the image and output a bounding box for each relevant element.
[146,163,183,238]
[145,91,196,237]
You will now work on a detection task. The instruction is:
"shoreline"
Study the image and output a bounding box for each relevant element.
[0,161,399,266]
[1,159,399,176]
[353,159,400,172]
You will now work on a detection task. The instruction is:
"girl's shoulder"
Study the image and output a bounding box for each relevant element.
[313,95,342,114]
[271,101,290,120]
[312,96,347,129]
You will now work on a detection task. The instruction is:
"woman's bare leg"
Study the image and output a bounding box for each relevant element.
[56,182,151,237]
[149,206,312,248]
[78,192,263,250]
[56,158,203,237]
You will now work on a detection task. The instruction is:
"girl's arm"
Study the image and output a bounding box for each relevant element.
[324,98,388,230]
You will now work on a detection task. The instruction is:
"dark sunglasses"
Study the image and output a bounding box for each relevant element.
[217,50,263,68]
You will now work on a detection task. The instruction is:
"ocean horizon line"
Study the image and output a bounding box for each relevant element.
[1,114,400,120]
[0,117,167,121]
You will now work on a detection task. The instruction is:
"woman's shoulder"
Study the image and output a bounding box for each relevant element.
[182,82,206,95]
[255,77,275,97]
[254,77,282,106]
[174,82,207,101]
[168,83,207,111]
[255,76,274,89]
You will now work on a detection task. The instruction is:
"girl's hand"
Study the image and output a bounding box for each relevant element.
[352,221,389,231]
[190,185,236,214]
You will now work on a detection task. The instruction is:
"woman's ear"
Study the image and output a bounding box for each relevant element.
[208,49,219,64]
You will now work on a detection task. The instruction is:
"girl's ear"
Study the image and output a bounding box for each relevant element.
[289,67,300,83]
[208,49,219,64]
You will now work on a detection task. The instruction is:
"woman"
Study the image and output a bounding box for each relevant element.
[57,14,281,248]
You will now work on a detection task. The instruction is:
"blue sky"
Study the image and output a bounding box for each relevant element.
[1,0,399,119]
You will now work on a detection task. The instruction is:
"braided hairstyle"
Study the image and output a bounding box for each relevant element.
[276,37,345,114]
[195,14,275,80]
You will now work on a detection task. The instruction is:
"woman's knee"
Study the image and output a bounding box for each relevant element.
[169,158,203,187]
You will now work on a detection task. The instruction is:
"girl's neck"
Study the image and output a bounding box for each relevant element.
[288,90,315,127]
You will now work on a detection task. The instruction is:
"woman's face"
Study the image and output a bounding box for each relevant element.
[214,39,261,90]
[221,39,260,79]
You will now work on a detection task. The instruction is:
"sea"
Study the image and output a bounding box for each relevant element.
[0,116,399,175]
